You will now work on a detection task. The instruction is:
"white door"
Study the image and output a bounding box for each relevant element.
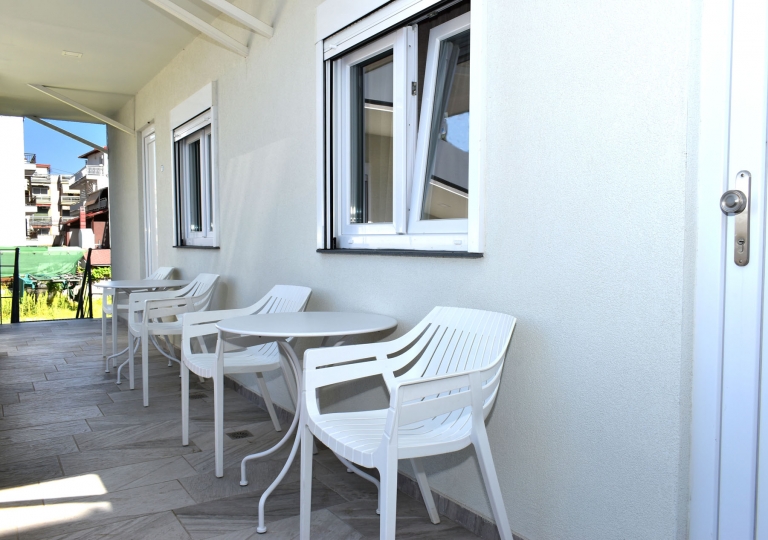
[706,0,768,538]
[142,127,158,277]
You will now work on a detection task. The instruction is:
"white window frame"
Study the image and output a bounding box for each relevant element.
[171,82,219,248]
[317,0,486,252]
[334,27,415,239]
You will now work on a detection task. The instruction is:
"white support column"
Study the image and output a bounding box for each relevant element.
[143,0,249,57]
[27,85,135,135]
[26,116,107,154]
[198,0,273,38]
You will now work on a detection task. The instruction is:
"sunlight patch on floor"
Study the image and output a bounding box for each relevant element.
[0,474,107,504]
[0,501,113,535]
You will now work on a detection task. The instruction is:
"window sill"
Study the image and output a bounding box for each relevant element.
[316,249,482,259]
[173,245,220,250]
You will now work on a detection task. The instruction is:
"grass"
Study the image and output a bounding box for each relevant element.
[1,288,103,322]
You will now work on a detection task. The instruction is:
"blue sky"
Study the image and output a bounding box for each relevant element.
[24,119,107,176]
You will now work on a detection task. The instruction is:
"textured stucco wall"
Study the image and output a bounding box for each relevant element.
[107,0,696,538]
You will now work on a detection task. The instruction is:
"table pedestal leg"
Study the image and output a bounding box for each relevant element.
[237,340,303,534]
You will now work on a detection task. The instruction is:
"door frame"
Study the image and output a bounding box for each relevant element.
[690,0,768,537]
[141,124,158,278]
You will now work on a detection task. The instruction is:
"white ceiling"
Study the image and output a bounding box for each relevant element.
[0,0,223,123]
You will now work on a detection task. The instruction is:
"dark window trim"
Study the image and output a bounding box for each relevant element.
[317,248,481,258]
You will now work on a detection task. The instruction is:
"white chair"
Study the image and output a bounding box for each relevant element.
[180,285,312,478]
[127,273,219,407]
[299,307,517,540]
[102,266,175,372]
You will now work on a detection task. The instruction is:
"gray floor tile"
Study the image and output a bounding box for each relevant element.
[0,435,78,466]
[0,456,63,490]
[0,406,103,432]
[206,509,363,540]
[327,498,478,539]
[0,420,91,445]
[3,395,111,417]
[41,512,189,540]
[59,445,201,477]
[173,481,346,540]
[15,481,196,540]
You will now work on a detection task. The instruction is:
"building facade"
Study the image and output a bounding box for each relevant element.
[105,1,697,538]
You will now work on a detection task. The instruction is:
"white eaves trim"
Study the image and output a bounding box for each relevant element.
[144,0,249,57]
[28,84,135,135]
[198,0,273,38]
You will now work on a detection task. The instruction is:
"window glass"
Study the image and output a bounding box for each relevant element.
[351,52,394,224]
[187,139,202,232]
[421,29,470,220]
[207,132,213,232]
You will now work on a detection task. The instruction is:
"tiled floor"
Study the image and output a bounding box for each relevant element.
[0,319,481,540]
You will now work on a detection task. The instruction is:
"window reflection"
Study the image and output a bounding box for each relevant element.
[422,30,470,220]
[351,52,394,224]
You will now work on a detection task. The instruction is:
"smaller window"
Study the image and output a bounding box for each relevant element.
[173,110,217,247]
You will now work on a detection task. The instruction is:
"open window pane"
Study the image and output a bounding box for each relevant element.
[421,29,470,220]
[187,139,202,232]
[351,52,394,224]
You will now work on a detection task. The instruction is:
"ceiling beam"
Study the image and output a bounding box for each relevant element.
[25,116,108,154]
[28,84,135,135]
[143,0,249,57]
[198,0,273,39]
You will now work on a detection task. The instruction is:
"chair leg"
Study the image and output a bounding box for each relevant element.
[378,454,399,540]
[411,458,440,524]
[142,330,149,407]
[164,335,175,366]
[102,309,107,367]
[299,422,314,540]
[181,361,190,446]
[214,371,225,478]
[112,312,118,367]
[255,373,282,432]
[128,334,135,390]
[473,426,513,540]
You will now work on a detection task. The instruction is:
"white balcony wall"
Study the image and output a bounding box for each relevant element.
[108,0,696,538]
[0,116,27,246]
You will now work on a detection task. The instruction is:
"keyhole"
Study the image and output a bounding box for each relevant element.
[738,238,745,253]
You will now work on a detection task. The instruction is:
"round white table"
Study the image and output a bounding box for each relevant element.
[101,279,189,379]
[216,311,397,533]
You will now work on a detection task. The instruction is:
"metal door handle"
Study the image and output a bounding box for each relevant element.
[720,171,751,266]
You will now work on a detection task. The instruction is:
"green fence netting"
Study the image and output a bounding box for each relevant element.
[0,247,85,280]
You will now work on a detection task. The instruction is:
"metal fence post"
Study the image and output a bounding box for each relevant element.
[11,247,20,323]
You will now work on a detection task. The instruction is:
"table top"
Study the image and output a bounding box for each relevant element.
[216,311,398,338]
[100,279,190,289]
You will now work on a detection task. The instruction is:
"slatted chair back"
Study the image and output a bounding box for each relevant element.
[148,266,174,280]
[182,284,312,354]
[385,307,516,421]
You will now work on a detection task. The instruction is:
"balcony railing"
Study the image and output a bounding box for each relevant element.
[35,195,51,205]
[29,216,52,227]
[61,195,81,205]
[73,165,105,183]
[30,175,51,185]
[25,195,36,206]
[24,153,36,164]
